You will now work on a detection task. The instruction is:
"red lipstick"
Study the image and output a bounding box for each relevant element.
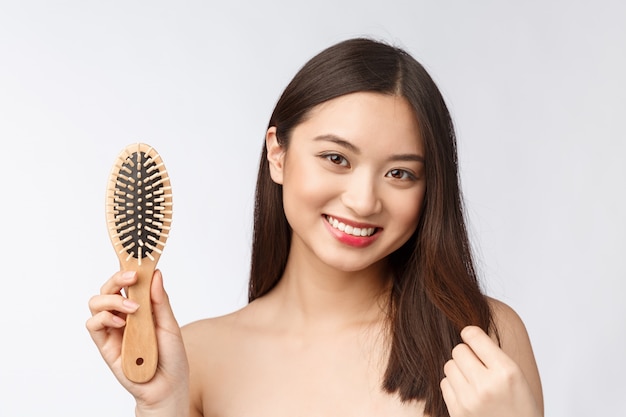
[322,215,381,248]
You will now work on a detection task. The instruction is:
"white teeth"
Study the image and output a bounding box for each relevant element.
[326,216,376,237]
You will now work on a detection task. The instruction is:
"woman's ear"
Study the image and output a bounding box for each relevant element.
[266,126,285,185]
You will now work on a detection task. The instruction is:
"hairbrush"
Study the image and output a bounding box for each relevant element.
[105,143,173,383]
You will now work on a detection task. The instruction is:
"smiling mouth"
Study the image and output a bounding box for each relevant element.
[324,215,378,237]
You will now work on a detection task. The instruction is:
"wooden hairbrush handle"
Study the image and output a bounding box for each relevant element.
[121,262,158,383]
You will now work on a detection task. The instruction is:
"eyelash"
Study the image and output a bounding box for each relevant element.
[322,153,349,167]
[319,153,417,181]
[385,169,417,181]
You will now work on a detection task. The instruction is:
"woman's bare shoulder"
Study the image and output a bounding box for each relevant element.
[486,296,544,413]
[486,297,537,353]
[181,303,264,416]
[182,305,251,346]
[181,299,270,356]
[182,311,237,338]
[487,297,526,334]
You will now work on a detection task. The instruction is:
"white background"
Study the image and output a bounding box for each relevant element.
[0,1,624,416]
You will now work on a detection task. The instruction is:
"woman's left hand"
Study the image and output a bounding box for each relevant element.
[440,325,542,417]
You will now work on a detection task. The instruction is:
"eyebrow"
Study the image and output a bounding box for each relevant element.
[314,134,361,154]
[314,134,424,163]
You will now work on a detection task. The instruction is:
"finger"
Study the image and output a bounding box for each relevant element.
[150,270,181,332]
[451,342,488,385]
[461,325,509,369]
[86,311,129,370]
[440,377,460,415]
[88,293,140,316]
[443,358,468,388]
[86,310,126,332]
[99,270,138,295]
[86,311,126,345]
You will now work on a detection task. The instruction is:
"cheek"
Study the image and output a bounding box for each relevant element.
[392,187,426,231]
[282,160,333,215]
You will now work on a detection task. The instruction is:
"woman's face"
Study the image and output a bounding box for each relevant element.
[267,91,426,273]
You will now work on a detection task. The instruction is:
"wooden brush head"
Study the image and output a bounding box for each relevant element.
[106,143,173,269]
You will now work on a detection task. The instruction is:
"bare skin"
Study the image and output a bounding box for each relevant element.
[183,253,424,417]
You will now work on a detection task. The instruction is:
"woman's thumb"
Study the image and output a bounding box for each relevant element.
[150,269,180,330]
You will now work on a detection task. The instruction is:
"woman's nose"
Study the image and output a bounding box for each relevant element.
[340,173,382,217]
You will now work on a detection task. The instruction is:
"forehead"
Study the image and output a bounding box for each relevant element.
[292,92,423,154]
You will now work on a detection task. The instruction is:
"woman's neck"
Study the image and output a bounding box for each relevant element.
[267,245,392,331]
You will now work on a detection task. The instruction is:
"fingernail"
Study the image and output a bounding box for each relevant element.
[123,299,140,310]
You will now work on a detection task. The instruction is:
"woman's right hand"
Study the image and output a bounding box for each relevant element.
[86,269,190,416]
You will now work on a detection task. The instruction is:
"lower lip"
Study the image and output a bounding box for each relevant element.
[322,217,380,248]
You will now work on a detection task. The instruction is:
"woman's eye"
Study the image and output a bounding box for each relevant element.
[324,153,349,167]
[386,169,414,180]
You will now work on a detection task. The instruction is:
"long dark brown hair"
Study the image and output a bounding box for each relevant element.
[249,38,494,417]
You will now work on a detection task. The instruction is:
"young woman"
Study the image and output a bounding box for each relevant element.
[87,38,543,417]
